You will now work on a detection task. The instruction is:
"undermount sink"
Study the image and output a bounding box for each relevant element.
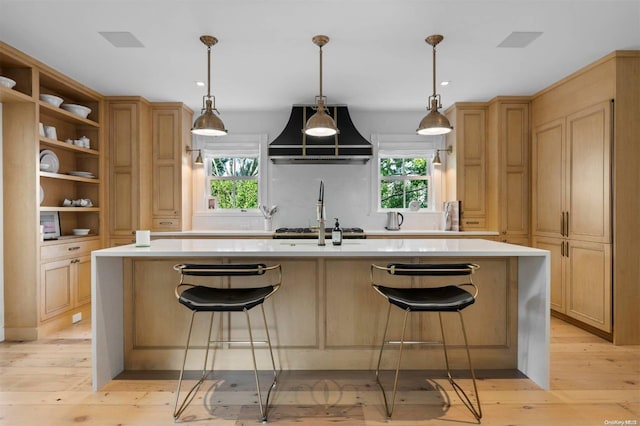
[278,241,363,246]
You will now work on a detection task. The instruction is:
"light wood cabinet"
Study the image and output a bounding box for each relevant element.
[532,236,611,332]
[106,97,152,244]
[532,101,612,333]
[532,101,611,243]
[40,253,91,321]
[150,103,193,231]
[2,42,103,340]
[445,104,487,230]
[488,99,530,245]
[530,50,640,342]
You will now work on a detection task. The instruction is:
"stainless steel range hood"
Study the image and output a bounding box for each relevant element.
[269,105,372,164]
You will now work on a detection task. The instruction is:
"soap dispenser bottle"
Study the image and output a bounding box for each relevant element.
[332,218,343,246]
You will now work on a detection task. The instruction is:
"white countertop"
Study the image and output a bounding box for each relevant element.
[94,238,546,258]
[151,229,499,237]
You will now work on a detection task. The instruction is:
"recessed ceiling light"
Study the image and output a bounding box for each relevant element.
[195,81,205,87]
[99,31,144,48]
[440,81,450,86]
[497,31,543,48]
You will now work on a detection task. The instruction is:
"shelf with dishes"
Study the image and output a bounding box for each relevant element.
[39,136,99,155]
[40,171,100,183]
[0,84,33,103]
[39,100,99,127]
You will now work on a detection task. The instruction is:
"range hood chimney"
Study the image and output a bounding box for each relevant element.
[269,105,372,164]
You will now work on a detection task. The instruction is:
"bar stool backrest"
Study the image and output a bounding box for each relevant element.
[385,263,478,276]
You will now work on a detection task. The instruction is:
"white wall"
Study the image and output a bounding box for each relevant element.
[192,108,447,231]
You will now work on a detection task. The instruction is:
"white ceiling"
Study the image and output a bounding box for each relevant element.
[1,0,639,115]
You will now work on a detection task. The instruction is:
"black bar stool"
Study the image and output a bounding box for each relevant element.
[173,263,281,422]
[370,262,482,422]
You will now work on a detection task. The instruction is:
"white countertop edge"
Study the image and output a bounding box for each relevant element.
[93,238,548,258]
[151,230,499,237]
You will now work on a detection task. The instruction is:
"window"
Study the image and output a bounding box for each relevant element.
[206,157,259,209]
[374,134,442,212]
[379,157,431,209]
[196,135,267,213]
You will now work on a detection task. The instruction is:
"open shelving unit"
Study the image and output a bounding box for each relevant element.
[1,41,105,339]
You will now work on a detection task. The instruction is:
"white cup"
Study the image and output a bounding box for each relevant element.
[135,230,151,247]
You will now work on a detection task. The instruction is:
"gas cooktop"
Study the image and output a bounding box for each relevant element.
[273,227,366,239]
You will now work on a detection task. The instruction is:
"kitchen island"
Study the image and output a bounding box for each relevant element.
[92,238,549,391]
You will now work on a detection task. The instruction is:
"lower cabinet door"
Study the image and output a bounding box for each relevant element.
[74,254,92,307]
[40,259,73,321]
[533,236,566,313]
[566,241,612,332]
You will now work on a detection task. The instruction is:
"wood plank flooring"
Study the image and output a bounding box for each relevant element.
[0,317,638,425]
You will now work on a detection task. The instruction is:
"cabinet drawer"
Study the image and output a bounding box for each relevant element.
[461,218,486,230]
[41,239,102,260]
[153,217,180,230]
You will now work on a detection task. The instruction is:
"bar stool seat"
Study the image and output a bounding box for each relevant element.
[173,263,281,423]
[371,262,482,422]
[375,285,475,312]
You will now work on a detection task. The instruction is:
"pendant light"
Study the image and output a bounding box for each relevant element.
[304,35,339,137]
[191,35,227,136]
[417,34,453,136]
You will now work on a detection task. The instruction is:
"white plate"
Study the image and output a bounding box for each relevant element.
[39,149,59,173]
[68,171,95,177]
[40,185,44,205]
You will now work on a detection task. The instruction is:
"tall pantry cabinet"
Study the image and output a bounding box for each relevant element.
[107,98,193,247]
[531,51,640,344]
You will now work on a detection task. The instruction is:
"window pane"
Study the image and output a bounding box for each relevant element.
[407,180,429,208]
[235,180,258,208]
[380,180,405,208]
[233,158,259,177]
[380,158,404,176]
[404,158,427,175]
[210,180,234,208]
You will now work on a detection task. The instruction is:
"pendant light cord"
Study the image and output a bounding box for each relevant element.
[207,45,212,99]
[318,44,324,101]
[432,43,437,97]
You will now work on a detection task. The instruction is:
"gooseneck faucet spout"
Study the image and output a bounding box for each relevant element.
[317,181,325,246]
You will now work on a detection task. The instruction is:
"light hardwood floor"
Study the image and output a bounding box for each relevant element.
[0,317,638,425]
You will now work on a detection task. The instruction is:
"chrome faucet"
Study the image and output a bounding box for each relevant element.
[317,181,325,246]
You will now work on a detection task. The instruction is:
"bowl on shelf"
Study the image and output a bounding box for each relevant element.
[72,228,90,236]
[39,94,64,107]
[61,103,91,118]
[0,76,17,89]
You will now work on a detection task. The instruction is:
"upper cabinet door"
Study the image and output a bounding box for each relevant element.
[532,118,565,238]
[566,101,612,243]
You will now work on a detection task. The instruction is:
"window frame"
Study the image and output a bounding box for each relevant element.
[372,134,445,213]
[194,134,268,217]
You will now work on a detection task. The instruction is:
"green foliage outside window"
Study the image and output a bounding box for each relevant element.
[379,157,430,209]
[208,157,259,209]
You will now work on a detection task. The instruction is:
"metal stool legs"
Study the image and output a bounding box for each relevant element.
[246,304,278,422]
[439,311,482,422]
[374,307,482,422]
[173,305,279,422]
[174,310,215,420]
